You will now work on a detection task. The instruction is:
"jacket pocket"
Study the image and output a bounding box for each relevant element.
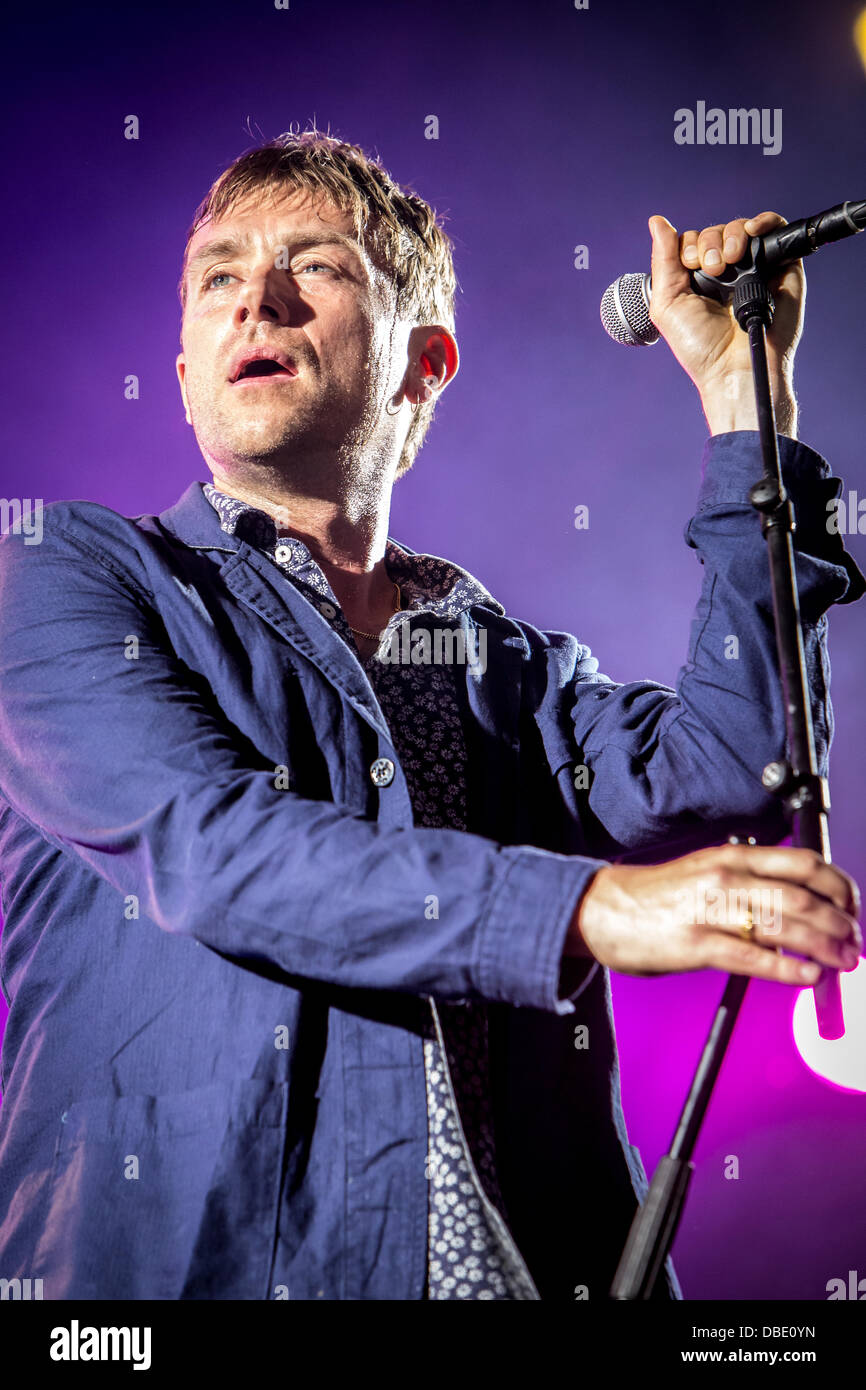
[33,1077,288,1300]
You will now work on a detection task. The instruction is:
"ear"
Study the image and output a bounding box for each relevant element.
[404,326,459,404]
[175,353,193,425]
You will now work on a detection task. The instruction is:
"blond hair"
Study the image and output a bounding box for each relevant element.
[179,126,457,477]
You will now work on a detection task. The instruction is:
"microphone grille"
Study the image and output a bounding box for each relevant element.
[600,273,659,346]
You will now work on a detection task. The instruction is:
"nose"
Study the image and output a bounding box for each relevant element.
[232,270,292,328]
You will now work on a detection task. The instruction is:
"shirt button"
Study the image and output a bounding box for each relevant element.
[319,601,337,619]
[274,544,293,565]
[370,757,395,787]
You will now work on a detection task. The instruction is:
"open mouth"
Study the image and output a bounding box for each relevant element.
[232,358,297,383]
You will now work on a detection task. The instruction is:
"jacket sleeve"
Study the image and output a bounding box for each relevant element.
[563,431,865,857]
[0,513,602,1016]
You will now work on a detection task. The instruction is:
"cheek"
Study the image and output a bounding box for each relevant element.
[182,303,223,354]
[332,293,380,347]
[180,331,219,391]
[322,320,381,380]
[356,313,394,372]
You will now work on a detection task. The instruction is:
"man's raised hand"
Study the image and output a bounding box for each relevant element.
[646,211,805,436]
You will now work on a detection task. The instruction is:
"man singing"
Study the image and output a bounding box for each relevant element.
[0,128,861,1301]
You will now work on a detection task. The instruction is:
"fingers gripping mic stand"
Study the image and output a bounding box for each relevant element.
[609,240,842,1301]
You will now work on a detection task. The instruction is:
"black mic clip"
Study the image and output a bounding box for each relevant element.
[692,235,775,328]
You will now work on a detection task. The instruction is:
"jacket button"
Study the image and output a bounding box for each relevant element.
[274,544,293,565]
[318,601,337,618]
[370,757,395,787]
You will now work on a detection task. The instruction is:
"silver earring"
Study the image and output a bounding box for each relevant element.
[385,393,403,416]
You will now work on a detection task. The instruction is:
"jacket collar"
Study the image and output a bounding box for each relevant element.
[157,481,527,813]
[157,479,507,618]
[158,479,240,552]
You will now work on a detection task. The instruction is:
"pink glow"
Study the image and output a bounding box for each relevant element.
[793,961,866,1092]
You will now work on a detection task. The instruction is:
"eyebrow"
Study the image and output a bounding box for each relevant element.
[184,229,365,287]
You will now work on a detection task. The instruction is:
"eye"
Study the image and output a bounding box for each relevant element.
[297,261,334,275]
[202,271,234,291]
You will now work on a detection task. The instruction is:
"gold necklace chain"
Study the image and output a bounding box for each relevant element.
[346,581,402,640]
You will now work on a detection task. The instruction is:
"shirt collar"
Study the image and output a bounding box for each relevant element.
[202,482,505,620]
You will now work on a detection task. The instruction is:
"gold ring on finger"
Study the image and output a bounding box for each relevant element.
[738,909,756,943]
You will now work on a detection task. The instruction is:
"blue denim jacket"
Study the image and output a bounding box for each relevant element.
[0,432,860,1300]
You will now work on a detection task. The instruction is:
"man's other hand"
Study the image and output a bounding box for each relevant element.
[567,844,861,984]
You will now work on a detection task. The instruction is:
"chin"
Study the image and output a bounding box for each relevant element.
[219,420,301,459]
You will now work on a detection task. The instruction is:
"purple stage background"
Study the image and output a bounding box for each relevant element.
[2,0,864,1300]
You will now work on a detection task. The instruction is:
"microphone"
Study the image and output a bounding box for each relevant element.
[601,199,866,346]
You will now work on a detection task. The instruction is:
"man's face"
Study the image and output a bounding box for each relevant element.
[176,187,407,478]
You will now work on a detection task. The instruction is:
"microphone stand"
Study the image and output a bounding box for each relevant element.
[609,240,843,1301]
